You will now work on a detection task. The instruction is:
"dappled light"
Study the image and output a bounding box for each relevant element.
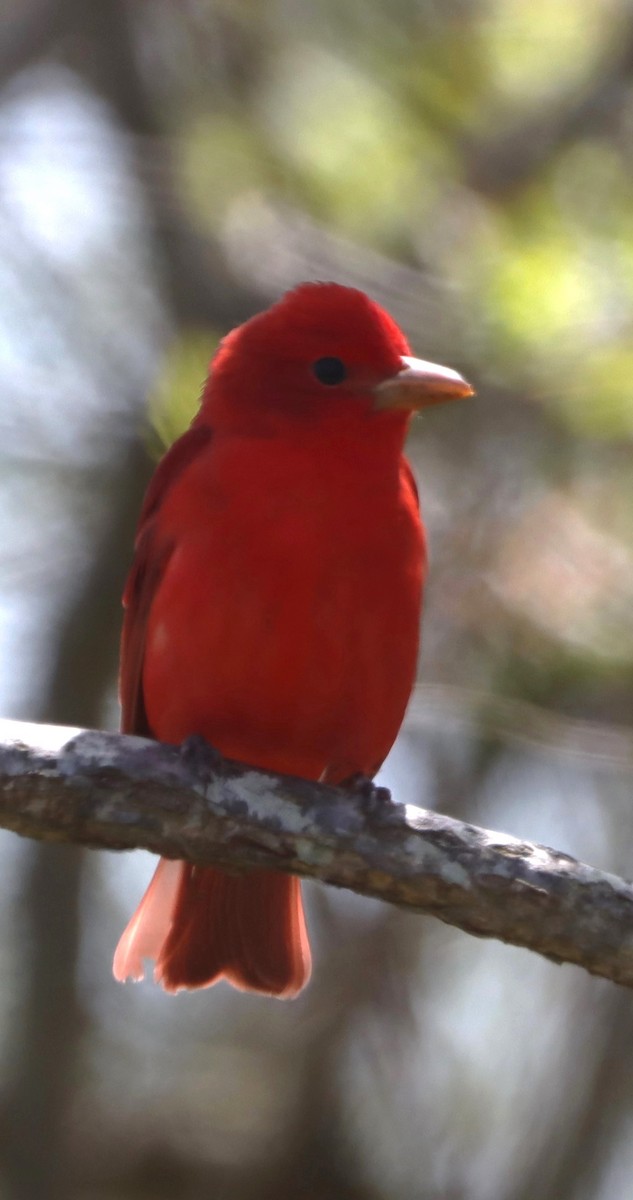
[0,1,632,1198]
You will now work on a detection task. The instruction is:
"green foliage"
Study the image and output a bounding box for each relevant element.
[147,330,218,456]
[483,0,606,101]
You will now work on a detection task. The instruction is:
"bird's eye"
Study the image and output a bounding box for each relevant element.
[312,357,347,386]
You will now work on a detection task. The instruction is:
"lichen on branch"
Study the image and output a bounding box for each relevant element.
[1,718,633,989]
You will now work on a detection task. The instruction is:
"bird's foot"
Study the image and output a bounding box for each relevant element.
[179,734,224,789]
[341,773,396,820]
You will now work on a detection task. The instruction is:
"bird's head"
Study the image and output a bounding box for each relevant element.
[201,282,473,438]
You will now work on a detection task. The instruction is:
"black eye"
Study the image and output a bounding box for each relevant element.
[312,356,347,386]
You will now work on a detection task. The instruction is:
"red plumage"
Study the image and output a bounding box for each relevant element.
[113,282,471,997]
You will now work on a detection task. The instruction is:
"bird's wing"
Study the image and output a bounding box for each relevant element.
[119,423,213,735]
[402,458,419,508]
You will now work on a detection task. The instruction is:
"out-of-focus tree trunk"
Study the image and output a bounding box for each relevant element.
[1,439,150,1200]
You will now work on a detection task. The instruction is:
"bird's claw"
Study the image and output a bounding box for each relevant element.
[342,773,396,821]
[179,734,224,787]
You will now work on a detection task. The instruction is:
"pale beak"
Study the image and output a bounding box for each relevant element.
[374,355,474,411]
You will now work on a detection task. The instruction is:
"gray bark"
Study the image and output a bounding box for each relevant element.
[1,718,633,989]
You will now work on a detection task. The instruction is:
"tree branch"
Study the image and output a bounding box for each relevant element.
[1,718,632,989]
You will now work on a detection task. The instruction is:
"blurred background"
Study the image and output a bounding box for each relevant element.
[0,0,632,1197]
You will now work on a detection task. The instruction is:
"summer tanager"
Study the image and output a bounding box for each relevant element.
[113,282,472,997]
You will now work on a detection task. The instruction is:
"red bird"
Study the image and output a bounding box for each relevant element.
[113,282,472,997]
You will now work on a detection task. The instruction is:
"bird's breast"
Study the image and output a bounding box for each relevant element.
[143,443,425,782]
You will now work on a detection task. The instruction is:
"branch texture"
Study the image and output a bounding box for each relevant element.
[1,719,632,989]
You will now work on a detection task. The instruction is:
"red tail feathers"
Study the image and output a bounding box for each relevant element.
[113,859,311,998]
